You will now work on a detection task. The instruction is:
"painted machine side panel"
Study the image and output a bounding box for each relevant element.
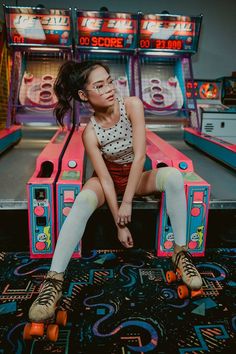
[27,184,54,258]
[157,173,210,257]
[56,129,85,258]
[57,184,82,258]
[27,129,71,258]
[145,128,210,257]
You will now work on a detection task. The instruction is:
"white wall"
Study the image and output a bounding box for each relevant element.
[1,0,236,78]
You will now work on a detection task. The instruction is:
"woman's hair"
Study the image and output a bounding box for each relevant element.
[53,60,110,125]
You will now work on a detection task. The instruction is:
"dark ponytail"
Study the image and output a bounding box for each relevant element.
[53,60,110,125]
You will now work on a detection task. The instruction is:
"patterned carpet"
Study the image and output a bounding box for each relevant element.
[0,248,235,353]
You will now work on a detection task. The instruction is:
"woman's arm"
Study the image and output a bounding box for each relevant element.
[83,125,134,248]
[117,96,146,225]
[82,124,120,224]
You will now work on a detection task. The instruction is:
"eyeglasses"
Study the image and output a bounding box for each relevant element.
[86,80,115,95]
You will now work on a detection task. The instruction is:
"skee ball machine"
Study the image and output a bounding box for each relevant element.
[184,78,236,169]
[57,10,139,256]
[15,6,75,258]
[0,14,22,154]
[137,12,210,256]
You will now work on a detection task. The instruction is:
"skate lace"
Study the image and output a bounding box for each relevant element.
[35,278,63,307]
[174,251,198,277]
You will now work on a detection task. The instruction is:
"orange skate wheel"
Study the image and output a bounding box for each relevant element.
[23,323,33,340]
[191,288,204,298]
[177,284,189,299]
[166,270,177,283]
[30,322,44,337]
[47,324,59,342]
[56,310,67,326]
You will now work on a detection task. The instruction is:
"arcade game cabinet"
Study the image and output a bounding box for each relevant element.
[137,12,210,256]
[184,78,236,169]
[11,6,75,258]
[0,17,21,154]
[54,10,139,257]
[221,73,236,106]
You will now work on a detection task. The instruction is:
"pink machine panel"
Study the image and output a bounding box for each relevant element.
[27,129,71,258]
[146,129,210,257]
[56,128,85,258]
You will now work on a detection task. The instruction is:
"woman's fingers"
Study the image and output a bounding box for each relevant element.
[117,216,130,225]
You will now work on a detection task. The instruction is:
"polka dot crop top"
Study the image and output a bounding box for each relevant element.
[90,96,134,164]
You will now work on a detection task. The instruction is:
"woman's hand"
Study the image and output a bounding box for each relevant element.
[117,225,133,248]
[117,201,132,226]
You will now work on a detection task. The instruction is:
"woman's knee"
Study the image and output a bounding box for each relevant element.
[74,189,99,210]
[82,177,105,207]
[165,168,184,192]
[156,167,184,192]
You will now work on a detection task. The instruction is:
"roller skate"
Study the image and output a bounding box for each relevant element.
[23,271,67,342]
[166,245,203,299]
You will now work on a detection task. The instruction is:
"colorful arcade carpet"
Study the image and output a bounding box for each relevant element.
[0,248,235,353]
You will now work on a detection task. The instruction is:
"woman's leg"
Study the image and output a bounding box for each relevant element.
[50,177,105,273]
[29,177,105,322]
[135,167,202,290]
[136,167,186,246]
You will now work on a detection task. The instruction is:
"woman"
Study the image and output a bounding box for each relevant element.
[28,61,202,323]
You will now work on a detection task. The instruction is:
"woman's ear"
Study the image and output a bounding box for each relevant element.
[78,90,88,102]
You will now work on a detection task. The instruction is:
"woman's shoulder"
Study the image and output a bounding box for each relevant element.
[124,95,143,106]
[123,96,144,114]
[82,121,95,142]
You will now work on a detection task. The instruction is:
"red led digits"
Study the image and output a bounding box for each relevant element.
[13,35,24,43]
[139,39,151,48]
[155,39,182,50]
[139,38,183,50]
[79,36,90,46]
[79,36,124,48]
[91,36,123,48]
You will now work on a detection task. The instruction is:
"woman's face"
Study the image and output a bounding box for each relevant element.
[83,66,115,108]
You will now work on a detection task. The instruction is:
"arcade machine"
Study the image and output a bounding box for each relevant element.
[137,12,202,124]
[0,19,21,154]
[221,73,236,106]
[184,78,236,169]
[2,5,75,258]
[1,6,73,211]
[53,10,139,258]
[137,12,210,256]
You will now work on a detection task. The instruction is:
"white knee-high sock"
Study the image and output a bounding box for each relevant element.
[156,167,187,246]
[50,189,98,273]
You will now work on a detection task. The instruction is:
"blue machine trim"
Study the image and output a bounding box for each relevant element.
[184,130,236,169]
[0,129,22,154]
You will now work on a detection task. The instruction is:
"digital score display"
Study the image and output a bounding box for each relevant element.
[138,14,202,53]
[77,11,138,50]
[4,6,72,47]
[185,80,221,100]
[140,39,183,50]
[78,36,124,48]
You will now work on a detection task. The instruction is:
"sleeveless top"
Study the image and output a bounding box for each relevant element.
[90,96,134,164]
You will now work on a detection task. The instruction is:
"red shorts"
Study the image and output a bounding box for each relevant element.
[93,159,132,195]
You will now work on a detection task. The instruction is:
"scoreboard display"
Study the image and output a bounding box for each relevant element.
[76,10,138,50]
[138,13,202,53]
[4,6,72,47]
